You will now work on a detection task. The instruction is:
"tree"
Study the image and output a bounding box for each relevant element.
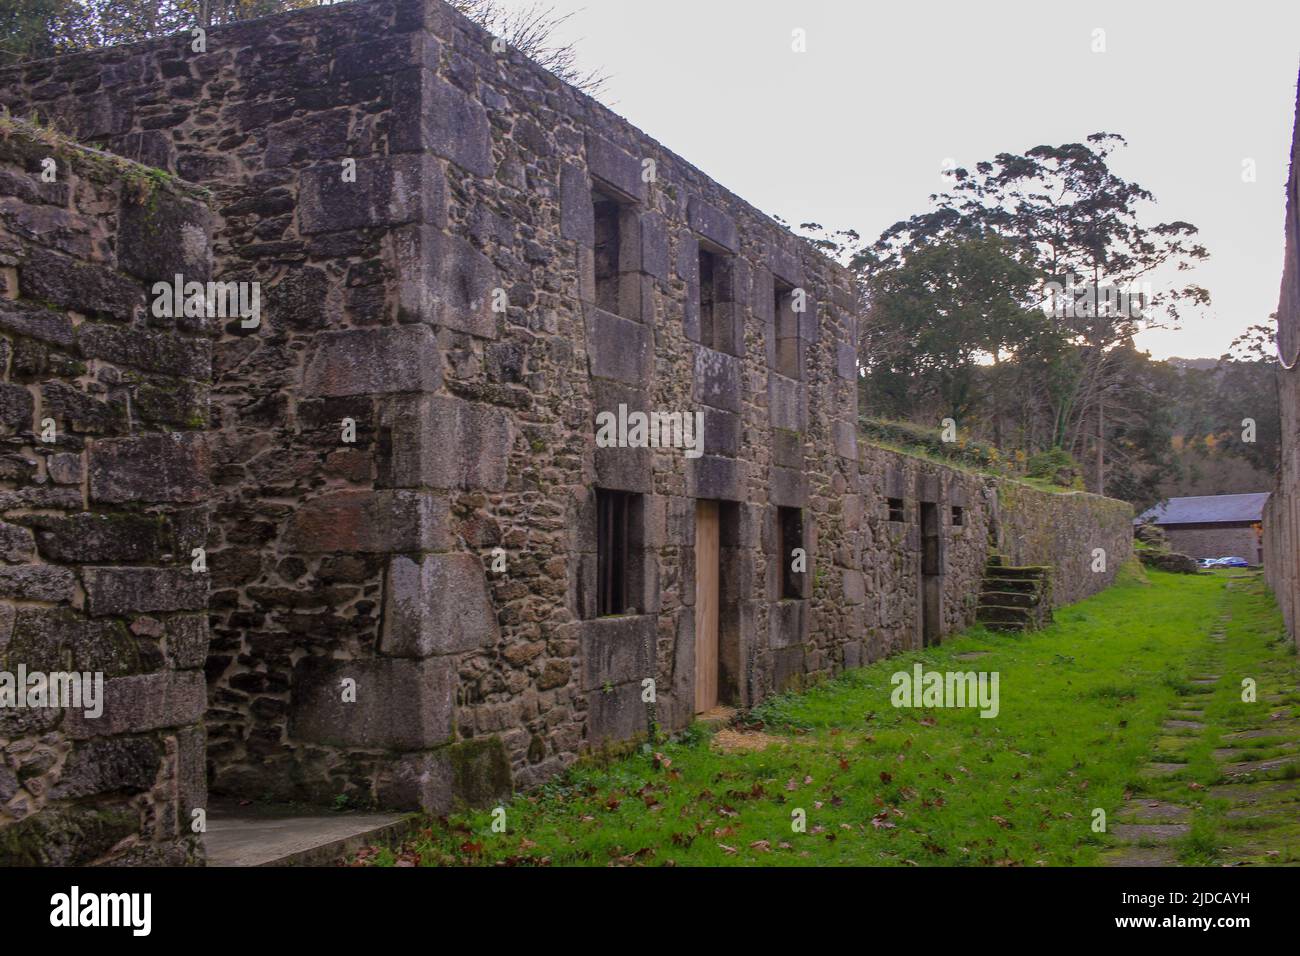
[1214,322,1282,475]
[863,134,1210,494]
[863,234,1049,434]
[0,0,85,61]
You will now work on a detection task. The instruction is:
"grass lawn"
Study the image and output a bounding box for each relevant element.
[356,562,1298,867]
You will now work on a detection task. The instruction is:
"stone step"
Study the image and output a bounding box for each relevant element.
[976,604,1033,624]
[696,705,738,729]
[978,576,1041,594]
[979,590,1040,608]
[984,565,1051,580]
[982,619,1029,633]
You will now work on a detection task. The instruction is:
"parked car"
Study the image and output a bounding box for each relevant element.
[1216,556,1250,568]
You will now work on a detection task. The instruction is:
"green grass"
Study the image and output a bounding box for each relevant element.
[358,565,1296,867]
[857,418,1084,493]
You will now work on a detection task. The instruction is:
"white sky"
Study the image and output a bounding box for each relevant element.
[497,0,1300,360]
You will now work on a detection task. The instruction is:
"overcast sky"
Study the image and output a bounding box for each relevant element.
[497,0,1300,360]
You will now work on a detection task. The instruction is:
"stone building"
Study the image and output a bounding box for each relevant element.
[0,125,213,863]
[1137,493,1268,564]
[1265,71,1300,645]
[0,0,1133,865]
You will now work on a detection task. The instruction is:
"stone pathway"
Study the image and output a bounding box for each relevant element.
[204,799,415,867]
[1103,576,1300,866]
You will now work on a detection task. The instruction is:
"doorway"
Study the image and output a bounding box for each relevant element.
[920,501,941,646]
[696,499,743,712]
[694,500,720,712]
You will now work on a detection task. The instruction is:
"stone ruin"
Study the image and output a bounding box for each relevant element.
[1265,71,1300,647]
[0,0,1134,865]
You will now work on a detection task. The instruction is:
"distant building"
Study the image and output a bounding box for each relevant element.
[1136,493,1270,564]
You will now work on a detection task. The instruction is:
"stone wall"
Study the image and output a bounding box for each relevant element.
[1265,71,1300,646]
[0,0,859,810]
[0,0,1139,842]
[0,0,514,810]
[0,122,213,864]
[990,480,1134,607]
[846,445,1133,663]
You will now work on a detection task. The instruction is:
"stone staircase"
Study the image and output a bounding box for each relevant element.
[976,555,1053,632]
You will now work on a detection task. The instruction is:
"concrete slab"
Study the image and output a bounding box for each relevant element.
[204,799,416,867]
[1109,823,1190,843]
[1223,723,1300,740]
[1207,780,1300,802]
[1222,754,1300,776]
[697,705,738,729]
[1100,846,1178,867]
[1115,801,1192,824]
[1140,762,1187,778]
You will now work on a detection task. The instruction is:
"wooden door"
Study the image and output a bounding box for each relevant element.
[694,500,720,712]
